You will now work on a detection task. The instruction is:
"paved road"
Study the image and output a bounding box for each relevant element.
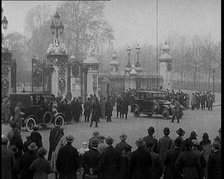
[2,106,221,179]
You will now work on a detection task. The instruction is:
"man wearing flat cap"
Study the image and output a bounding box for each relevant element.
[143,126,158,153]
[129,138,152,179]
[2,136,16,179]
[207,141,221,179]
[56,134,80,179]
[83,139,101,178]
[115,133,132,154]
[101,136,121,179]
[157,127,172,167]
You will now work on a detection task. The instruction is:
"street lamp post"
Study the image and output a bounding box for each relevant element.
[50,11,64,41]
[212,68,215,95]
[127,45,131,68]
[135,44,140,67]
[1,8,8,33]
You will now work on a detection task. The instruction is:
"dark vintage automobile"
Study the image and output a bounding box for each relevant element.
[9,92,65,132]
[130,90,183,119]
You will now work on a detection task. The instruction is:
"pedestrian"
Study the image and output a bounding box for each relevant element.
[171,98,181,123]
[188,130,198,141]
[56,134,80,179]
[119,144,132,179]
[207,141,221,179]
[83,139,101,179]
[157,127,172,167]
[48,123,64,161]
[115,133,132,154]
[191,93,196,110]
[29,147,51,179]
[105,96,113,122]
[2,136,16,179]
[116,95,122,118]
[9,105,23,131]
[146,142,163,179]
[7,123,17,142]
[30,125,43,149]
[9,145,21,179]
[101,136,121,179]
[143,126,158,153]
[19,142,38,179]
[97,135,107,154]
[175,138,202,179]
[9,127,23,157]
[90,97,101,127]
[164,137,182,179]
[121,95,129,120]
[84,98,91,122]
[129,138,152,179]
[100,97,106,119]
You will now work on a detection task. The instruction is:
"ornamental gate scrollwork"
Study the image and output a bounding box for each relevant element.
[58,65,66,95]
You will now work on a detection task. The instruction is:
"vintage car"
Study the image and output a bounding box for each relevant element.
[9,92,65,132]
[131,90,183,119]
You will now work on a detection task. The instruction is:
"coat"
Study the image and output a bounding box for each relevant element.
[56,143,80,179]
[207,149,221,179]
[149,151,163,179]
[164,147,182,179]
[91,102,101,122]
[129,146,152,179]
[29,157,51,179]
[175,150,202,179]
[48,127,64,161]
[83,147,101,175]
[157,135,172,165]
[101,146,121,179]
[9,134,23,157]
[105,100,113,117]
[143,135,158,153]
[200,140,212,177]
[1,145,15,179]
[115,141,131,154]
[30,131,43,149]
[19,150,37,179]
[121,98,129,114]
[119,152,131,179]
[116,98,122,112]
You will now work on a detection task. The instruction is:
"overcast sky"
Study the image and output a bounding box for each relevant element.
[2,0,221,48]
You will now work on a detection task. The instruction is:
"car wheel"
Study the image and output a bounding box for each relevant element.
[162,108,170,119]
[26,117,36,132]
[134,107,140,117]
[43,111,52,124]
[54,115,65,128]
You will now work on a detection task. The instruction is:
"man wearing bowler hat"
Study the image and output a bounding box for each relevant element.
[143,126,158,153]
[101,136,121,179]
[173,128,186,151]
[115,133,132,154]
[56,134,80,179]
[157,127,173,167]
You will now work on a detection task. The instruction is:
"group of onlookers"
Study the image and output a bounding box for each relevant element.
[2,122,221,179]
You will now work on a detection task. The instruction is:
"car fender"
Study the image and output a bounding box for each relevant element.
[25,115,37,122]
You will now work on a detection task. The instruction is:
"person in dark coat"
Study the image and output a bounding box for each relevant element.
[56,134,80,179]
[77,97,83,122]
[157,127,172,167]
[23,135,32,153]
[48,125,64,161]
[143,126,158,153]
[146,142,163,179]
[116,95,122,118]
[188,130,198,141]
[207,141,221,179]
[9,128,23,157]
[164,137,182,179]
[172,128,186,151]
[29,147,51,179]
[129,138,152,179]
[19,142,38,179]
[30,125,43,149]
[121,96,129,119]
[171,98,181,123]
[83,139,101,178]
[105,97,113,122]
[115,133,132,155]
[119,144,132,179]
[9,145,20,179]
[84,98,91,122]
[101,136,121,179]
[90,98,101,127]
[2,136,16,179]
[175,138,202,179]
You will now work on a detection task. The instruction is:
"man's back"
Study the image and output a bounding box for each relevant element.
[2,146,15,179]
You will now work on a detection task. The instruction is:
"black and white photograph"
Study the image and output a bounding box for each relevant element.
[1,0,221,179]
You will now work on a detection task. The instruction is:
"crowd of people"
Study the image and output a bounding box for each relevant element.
[2,121,221,179]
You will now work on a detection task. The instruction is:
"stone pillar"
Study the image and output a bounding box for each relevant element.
[159,41,173,90]
[83,50,99,97]
[129,61,137,89]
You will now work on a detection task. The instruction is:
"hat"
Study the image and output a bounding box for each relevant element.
[176,128,185,136]
[105,136,114,145]
[2,136,8,145]
[82,142,88,146]
[148,127,155,133]
[65,134,74,143]
[202,133,209,139]
[212,141,221,149]
[93,131,100,137]
[135,138,145,147]
[190,131,197,138]
[120,133,127,141]
[28,142,38,151]
[163,127,170,135]
[37,147,47,157]
[174,138,182,147]
[91,139,99,147]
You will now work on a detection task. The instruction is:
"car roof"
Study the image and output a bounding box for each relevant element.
[138,90,165,94]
